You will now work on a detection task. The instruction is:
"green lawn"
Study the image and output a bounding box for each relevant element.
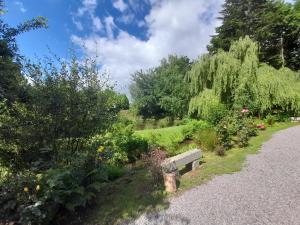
[75,122,298,225]
[135,125,187,146]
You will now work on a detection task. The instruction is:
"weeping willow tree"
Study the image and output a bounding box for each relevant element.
[188,36,300,118]
[254,65,300,114]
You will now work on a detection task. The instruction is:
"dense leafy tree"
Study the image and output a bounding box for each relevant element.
[116,93,130,110]
[208,0,300,70]
[0,0,47,102]
[130,55,191,118]
[130,69,164,118]
[154,55,192,118]
[0,56,119,171]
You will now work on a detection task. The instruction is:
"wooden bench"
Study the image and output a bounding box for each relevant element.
[161,149,202,173]
[291,117,300,122]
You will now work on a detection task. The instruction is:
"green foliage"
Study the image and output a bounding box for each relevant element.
[115,93,130,110]
[188,37,258,108]
[0,56,119,172]
[181,120,211,140]
[193,129,218,152]
[189,37,300,116]
[130,55,191,118]
[0,52,127,224]
[188,89,227,124]
[106,165,126,181]
[208,0,300,70]
[216,111,258,150]
[89,122,148,165]
[0,166,107,224]
[0,1,47,103]
[254,65,300,115]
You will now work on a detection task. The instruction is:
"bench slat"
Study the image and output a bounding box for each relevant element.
[162,149,201,169]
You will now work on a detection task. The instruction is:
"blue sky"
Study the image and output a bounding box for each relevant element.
[3,0,295,92]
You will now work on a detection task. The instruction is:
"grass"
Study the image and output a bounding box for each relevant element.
[119,110,182,130]
[74,122,298,225]
[70,168,168,225]
[135,125,187,147]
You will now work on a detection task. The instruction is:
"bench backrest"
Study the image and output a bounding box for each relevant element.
[162,149,201,170]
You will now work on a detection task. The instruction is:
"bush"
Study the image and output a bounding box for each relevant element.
[216,110,257,150]
[141,148,167,185]
[181,120,211,140]
[265,114,275,126]
[106,165,126,181]
[215,145,225,156]
[88,123,148,165]
[0,165,108,225]
[193,129,218,151]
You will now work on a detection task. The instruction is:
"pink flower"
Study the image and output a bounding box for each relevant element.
[257,124,266,130]
[241,108,249,113]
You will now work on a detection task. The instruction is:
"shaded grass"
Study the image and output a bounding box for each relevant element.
[74,168,168,225]
[74,122,298,225]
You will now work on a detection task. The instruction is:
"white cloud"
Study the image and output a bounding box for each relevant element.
[72,0,103,32]
[72,0,223,93]
[92,15,103,31]
[113,0,128,12]
[14,1,26,13]
[72,18,84,31]
[77,0,97,16]
[117,13,135,24]
[104,16,117,39]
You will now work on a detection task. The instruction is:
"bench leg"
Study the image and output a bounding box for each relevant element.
[192,160,200,171]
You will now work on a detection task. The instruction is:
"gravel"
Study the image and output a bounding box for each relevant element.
[127,125,300,225]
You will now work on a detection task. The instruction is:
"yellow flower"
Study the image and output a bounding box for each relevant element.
[23,187,29,192]
[97,146,105,153]
[36,185,41,191]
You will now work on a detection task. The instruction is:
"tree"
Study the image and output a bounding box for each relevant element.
[130,69,164,118]
[130,55,191,118]
[208,0,300,70]
[189,37,300,117]
[208,0,269,53]
[0,0,47,103]
[0,56,120,171]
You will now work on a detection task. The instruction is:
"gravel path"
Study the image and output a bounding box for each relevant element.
[128,125,300,225]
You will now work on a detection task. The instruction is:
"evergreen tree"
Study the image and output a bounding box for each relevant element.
[208,0,300,70]
[208,0,269,53]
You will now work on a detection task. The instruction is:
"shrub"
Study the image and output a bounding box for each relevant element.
[216,120,232,150]
[215,145,225,156]
[181,120,211,140]
[106,165,126,181]
[88,123,148,165]
[193,129,218,151]
[141,148,167,185]
[216,110,257,149]
[236,127,249,147]
[265,114,275,126]
[0,163,109,225]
